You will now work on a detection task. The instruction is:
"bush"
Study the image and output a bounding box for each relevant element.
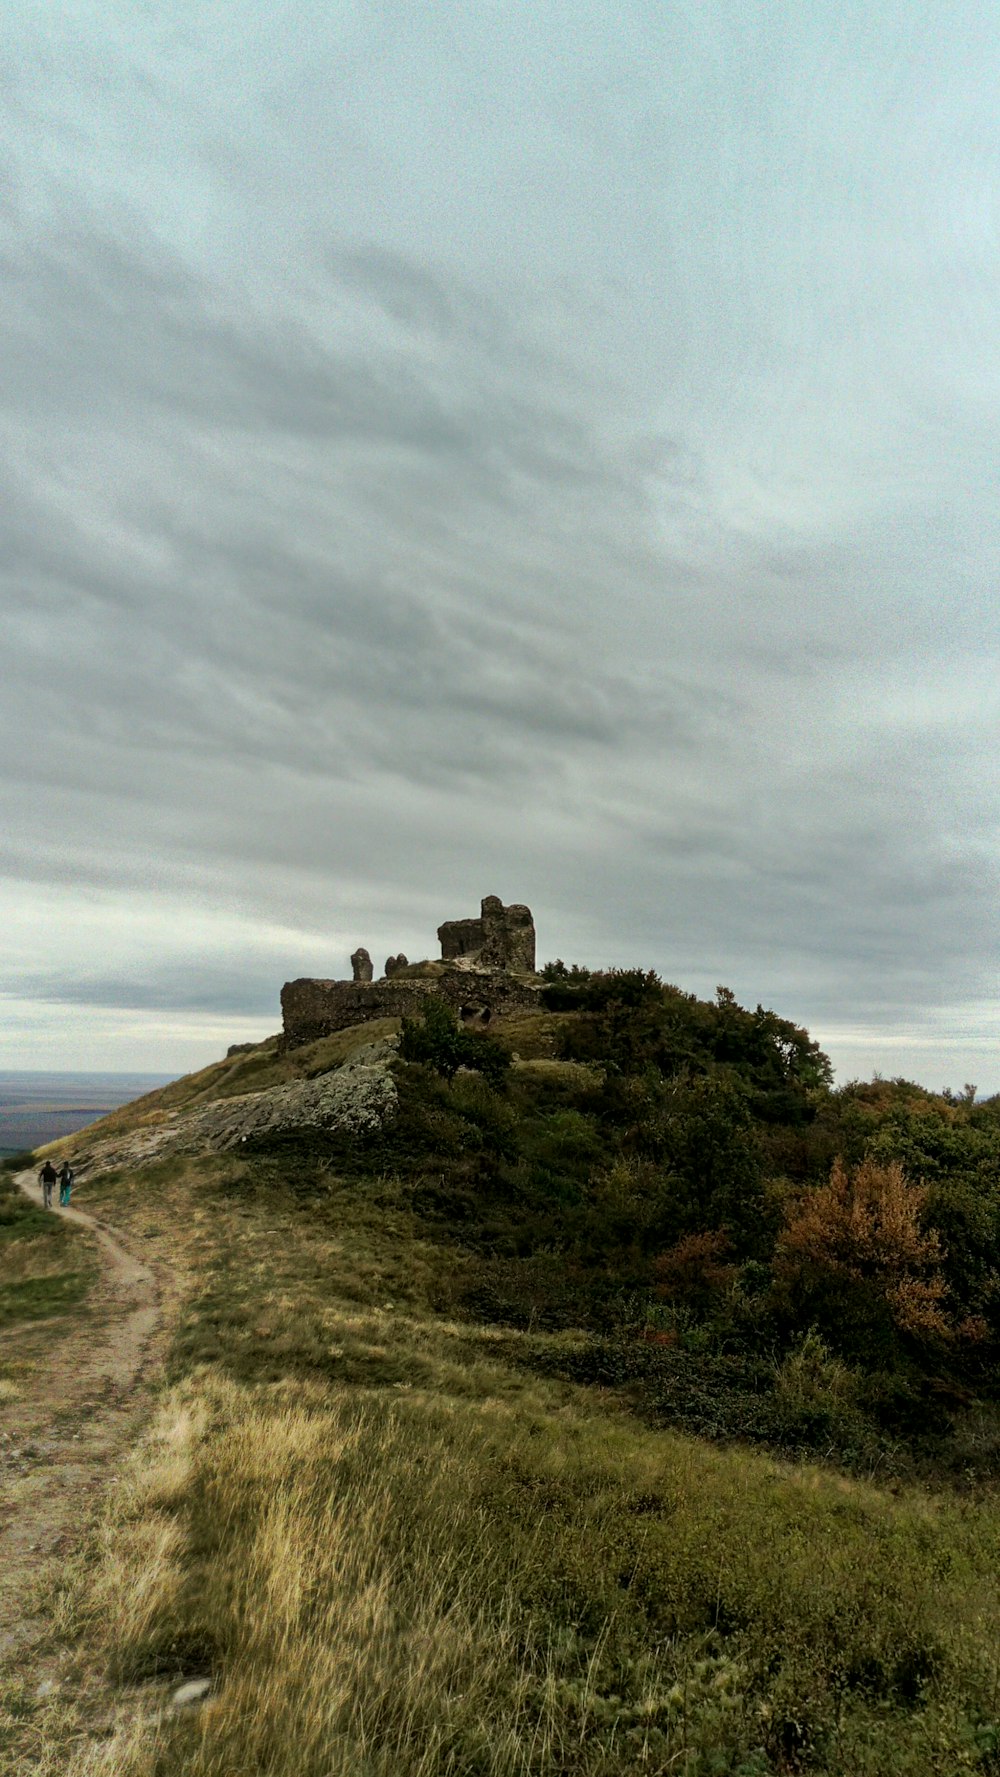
[654,1231,738,1315]
[399,998,512,1090]
[553,977,832,1121]
[773,1328,858,1412]
[773,1157,951,1362]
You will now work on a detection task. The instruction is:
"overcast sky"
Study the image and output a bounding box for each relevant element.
[3,1,999,1088]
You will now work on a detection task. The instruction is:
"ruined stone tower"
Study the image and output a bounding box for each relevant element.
[437,896,536,973]
[280,893,539,1048]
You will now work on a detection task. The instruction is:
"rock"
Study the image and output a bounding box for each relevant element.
[191,1038,399,1151]
[351,947,374,983]
[459,1003,491,1029]
[172,1677,213,1709]
[384,953,408,978]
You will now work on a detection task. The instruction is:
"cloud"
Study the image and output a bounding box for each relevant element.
[11,965,285,1020]
[3,3,1000,1086]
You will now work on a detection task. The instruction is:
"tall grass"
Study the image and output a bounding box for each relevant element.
[64,1369,1000,1775]
[19,1130,1000,1776]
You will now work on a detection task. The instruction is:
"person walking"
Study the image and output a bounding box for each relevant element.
[38,1159,57,1210]
[58,1160,74,1206]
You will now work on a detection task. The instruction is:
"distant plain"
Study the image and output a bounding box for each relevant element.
[0,1072,174,1156]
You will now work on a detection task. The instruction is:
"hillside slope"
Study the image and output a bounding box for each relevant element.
[5,983,1000,1775]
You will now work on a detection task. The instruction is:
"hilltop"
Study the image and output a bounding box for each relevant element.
[4,966,1000,1773]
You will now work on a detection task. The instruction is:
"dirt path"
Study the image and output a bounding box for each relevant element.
[0,1176,163,1666]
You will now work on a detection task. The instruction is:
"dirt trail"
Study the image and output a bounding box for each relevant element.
[0,1177,163,1664]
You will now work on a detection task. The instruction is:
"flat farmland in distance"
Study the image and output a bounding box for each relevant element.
[0,1071,173,1156]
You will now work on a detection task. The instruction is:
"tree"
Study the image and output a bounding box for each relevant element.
[594,1069,770,1257]
[399,997,511,1090]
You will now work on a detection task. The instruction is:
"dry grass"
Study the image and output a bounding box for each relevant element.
[494,1011,581,1060]
[10,1131,1000,1774]
[38,1363,1000,1777]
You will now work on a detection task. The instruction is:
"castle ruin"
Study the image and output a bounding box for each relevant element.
[438,894,535,973]
[281,895,540,1048]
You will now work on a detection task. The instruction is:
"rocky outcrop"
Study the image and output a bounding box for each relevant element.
[190,1039,398,1149]
[384,953,408,977]
[63,1040,399,1175]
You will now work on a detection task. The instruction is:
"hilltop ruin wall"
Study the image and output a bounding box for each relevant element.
[280,894,540,1049]
[281,969,540,1048]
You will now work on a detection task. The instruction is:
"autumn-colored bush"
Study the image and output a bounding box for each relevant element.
[773,1157,950,1350]
[654,1229,737,1312]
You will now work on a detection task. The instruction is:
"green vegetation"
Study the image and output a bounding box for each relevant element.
[1,1150,38,1172]
[14,973,1000,1773]
[0,1270,91,1329]
[50,1134,1000,1775]
[70,1367,1000,1776]
[400,994,512,1087]
[343,979,1000,1481]
[0,1168,95,1333]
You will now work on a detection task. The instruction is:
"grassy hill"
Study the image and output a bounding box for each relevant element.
[7,975,1000,1774]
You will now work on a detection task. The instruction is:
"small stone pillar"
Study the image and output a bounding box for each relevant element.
[351,946,373,983]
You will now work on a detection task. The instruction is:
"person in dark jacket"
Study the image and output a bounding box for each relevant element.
[38,1160,57,1210]
[58,1160,74,1206]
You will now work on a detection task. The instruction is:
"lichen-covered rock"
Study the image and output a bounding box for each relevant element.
[191,1039,398,1150]
[50,1039,400,1183]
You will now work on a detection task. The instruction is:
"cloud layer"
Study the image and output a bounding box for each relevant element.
[3,1,999,1087]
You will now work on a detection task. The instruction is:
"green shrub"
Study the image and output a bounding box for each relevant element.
[0,1149,35,1172]
[774,1328,858,1411]
[399,997,511,1089]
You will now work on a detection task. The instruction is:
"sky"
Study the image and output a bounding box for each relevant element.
[2,1,999,1088]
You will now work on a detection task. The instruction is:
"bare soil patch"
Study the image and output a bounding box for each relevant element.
[0,1178,164,1670]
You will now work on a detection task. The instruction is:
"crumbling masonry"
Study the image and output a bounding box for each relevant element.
[281,895,540,1048]
[438,894,535,973]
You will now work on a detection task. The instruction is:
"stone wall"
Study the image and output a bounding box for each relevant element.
[437,895,536,973]
[281,968,541,1049]
[438,919,484,961]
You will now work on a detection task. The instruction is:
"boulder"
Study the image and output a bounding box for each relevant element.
[190,1039,399,1150]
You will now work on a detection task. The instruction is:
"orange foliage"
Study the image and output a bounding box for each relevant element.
[775,1157,950,1338]
[655,1230,737,1304]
